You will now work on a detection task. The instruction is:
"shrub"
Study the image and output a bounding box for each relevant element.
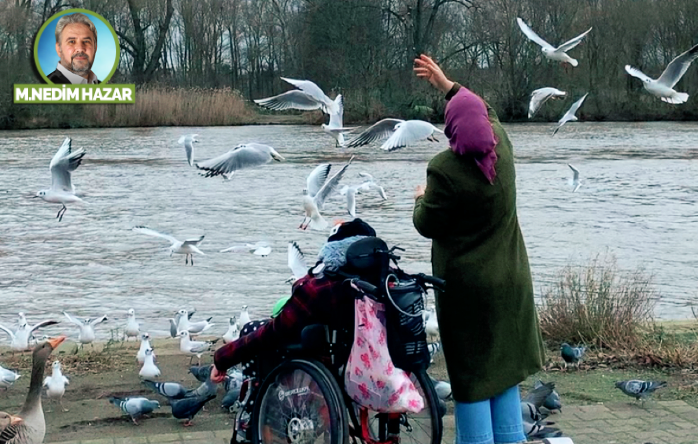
[538,254,657,350]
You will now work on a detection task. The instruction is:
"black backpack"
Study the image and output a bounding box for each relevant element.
[332,237,431,372]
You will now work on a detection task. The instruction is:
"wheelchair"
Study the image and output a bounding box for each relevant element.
[230,274,446,444]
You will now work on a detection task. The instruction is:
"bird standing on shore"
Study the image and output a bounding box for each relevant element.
[0,365,20,390]
[615,380,667,406]
[63,312,108,348]
[178,331,218,365]
[108,396,160,425]
[0,317,59,352]
[222,317,239,344]
[175,310,214,335]
[560,343,586,369]
[136,333,153,364]
[139,349,161,379]
[43,361,69,413]
[124,309,140,342]
[237,306,251,328]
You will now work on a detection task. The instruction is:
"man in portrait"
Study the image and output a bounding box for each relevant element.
[47,13,101,84]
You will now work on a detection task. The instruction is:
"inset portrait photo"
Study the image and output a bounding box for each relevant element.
[35,9,120,85]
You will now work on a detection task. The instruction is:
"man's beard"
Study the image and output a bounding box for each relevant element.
[69,52,92,75]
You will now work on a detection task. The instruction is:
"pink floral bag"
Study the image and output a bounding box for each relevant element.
[345,295,424,413]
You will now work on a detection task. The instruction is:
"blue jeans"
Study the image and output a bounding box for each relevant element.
[454,385,526,444]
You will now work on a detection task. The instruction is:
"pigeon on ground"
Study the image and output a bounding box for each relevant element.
[109,396,161,425]
[142,380,192,400]
[221,368,244,410]
[615,380,667,405]
[169,393,217,427]
[189,365,212,383]
[560,343,585,368]
[523,417,563,440]
[523,381,555,411]
[534,380,562,412]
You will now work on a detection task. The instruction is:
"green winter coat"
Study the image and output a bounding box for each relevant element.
[413,103,545,403]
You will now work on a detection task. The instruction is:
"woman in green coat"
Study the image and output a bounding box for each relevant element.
[413,54,545,444]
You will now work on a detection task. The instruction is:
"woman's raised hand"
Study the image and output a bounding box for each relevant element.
[413,54,454,94]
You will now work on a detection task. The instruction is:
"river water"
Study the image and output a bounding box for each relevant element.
[1,122,697,342]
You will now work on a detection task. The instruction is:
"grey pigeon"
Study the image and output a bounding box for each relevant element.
[521,400,548,424]
[190,378,217,398]
[142,380,192,399]
[523,418,563,440]
[428,376,452,401]
[109,396,160,425]
[221,386,242,411]
[560,343,585,367]
[523,381,555,410]
[170,393,217,426]
[534,380,562,412]
[615,380,667,405]
[189,365,212,383]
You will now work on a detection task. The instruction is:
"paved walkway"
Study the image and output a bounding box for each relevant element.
[49,400,698,444]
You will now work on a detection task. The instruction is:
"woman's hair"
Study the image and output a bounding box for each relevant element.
[55,13,97,47]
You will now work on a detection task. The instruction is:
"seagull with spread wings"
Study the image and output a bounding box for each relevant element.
[287,242,308,284]
[132,226,205,266]
[195,143,284,180]
[301,157,354,230]
[528,87,567,118]
[34,137,86,222]
[568,164,581,192]
[553,94,588,135]
[517,17,592,67]
[254,77,340,115]
[346,118,442,151]
[0,315,59,351]
[625,44,698,104]
[63,312,108,347]
[321,95,356,147]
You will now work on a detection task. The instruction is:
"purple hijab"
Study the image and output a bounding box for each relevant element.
[444,87,498,184]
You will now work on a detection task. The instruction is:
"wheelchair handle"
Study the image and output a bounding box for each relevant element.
[416,273,446,292]
[350,278,380,296]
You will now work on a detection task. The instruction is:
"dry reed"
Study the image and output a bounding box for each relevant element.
[538,254,657,350]
[89,86,253,127]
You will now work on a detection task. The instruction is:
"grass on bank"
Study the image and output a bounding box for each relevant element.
[538,254,698,369]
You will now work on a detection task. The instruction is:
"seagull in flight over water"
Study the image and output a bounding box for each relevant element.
[195,143,284,180]
[132,226,205,266]
[625,44,698,104]
[346,118,442,151]
[35,137,86,222]
[528,87,567,118]
[178,134,199,167]
[568,164,581,192]
[517,17,592,67]
[254,77,340,115]
[553,94,588,135]
[301,157,353,230]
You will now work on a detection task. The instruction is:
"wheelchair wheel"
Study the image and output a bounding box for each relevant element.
[251,359,349,444]
[360,369,442,444]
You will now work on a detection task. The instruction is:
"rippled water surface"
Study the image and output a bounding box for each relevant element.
[1,122,697,342]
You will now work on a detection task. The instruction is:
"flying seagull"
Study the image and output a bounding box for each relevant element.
[254,77,339,115]
[321,95,356,147]
[35,137,86,222]
[625,44,698,104]
[195,143,284,180]
[568,164,581,192]
[346,118,442,151]
[528,87,567,118]
[220,241,271,256]
[132,226,205,266]
[301,157,353,230]
[178,134,199,167]
[517,17,592,67]
[287,241,308,283]
[553,94,588,135]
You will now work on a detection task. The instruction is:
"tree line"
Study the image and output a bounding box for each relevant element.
[1,0,697,128]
